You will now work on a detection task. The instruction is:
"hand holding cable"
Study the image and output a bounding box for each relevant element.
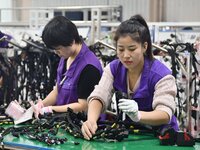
[39,106,53,115]
[30,99,44,119]
[81,120,98,140]
[118,99,141,122]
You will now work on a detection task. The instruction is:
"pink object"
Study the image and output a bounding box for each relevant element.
[5,100,25,120]
[40,106,53,115]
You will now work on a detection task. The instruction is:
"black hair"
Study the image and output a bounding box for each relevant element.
[42,16,82,49]
[114,14,153,60]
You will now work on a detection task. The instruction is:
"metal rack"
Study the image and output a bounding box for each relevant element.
[0,6,122,44]
[153,43,200,138]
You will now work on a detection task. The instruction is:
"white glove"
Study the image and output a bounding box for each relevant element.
[118,99,141,122]
[39,106,53,115]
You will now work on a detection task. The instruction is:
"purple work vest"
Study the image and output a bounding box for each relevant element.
[110,57,179,131]
[55,42,103,105]
[0,32,12,48]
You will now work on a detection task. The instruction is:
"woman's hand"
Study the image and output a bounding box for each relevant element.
[118,99,141,122]
[81,120,97,140]
[30,99,44,119]
[39,106,53,115]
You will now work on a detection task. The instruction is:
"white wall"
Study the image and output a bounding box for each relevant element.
[0,0,12,22]
[29,0,200,22]
[165,0,200,22]
[30,0,150,21]
[2,0,200,22]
